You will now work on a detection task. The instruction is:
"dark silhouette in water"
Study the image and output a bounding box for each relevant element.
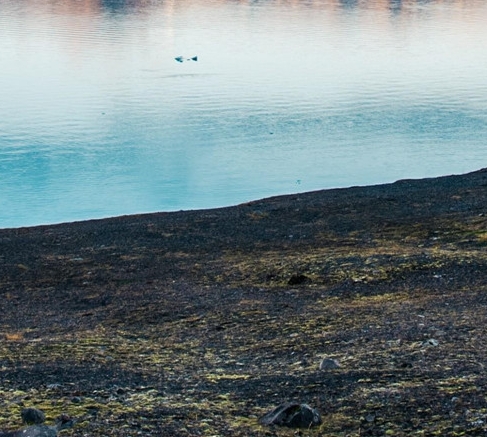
[175,56,198,63]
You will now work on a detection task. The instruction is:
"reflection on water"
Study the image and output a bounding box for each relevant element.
[0,0,486,228]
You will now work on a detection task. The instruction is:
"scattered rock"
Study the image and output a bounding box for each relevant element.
[1,425,53,437]
[319,357,340,370]
[422,338,439,347]
[288,274,308,285]
[259,402,322,428]
[0,415,74,437]
[21,408,45,425]
[365,413,376,423]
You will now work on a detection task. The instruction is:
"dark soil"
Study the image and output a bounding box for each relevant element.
[2,169,487,436]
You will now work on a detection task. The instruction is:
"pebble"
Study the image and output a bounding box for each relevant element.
[319,358,340,370]
[422,338,439,347]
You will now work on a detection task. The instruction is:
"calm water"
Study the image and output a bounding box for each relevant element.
[1,0,487,228]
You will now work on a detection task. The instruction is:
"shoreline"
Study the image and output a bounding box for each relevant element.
[1,168,487,436]
[2,167,485,232]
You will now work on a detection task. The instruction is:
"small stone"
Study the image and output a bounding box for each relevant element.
[288,274,308,285]
[423,338,439,347]
[319,358,340,370]
[259,402,321,428]
[365,413,376,423]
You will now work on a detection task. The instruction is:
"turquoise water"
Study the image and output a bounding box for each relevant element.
[0,0,486,228]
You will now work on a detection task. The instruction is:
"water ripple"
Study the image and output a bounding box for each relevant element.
[1,0,487,227]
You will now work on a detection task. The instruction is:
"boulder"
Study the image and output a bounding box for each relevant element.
[21,408,45,425]
[0,414,74,437]
[259,402,321,428]
[0,424,58,437]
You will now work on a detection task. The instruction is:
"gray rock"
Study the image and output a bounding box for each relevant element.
[423,338,439,347]
[0,415,74,437]
[0,425,56,437]
[21,408,45,425]
[259,402,322,428]
[319,357,340,370]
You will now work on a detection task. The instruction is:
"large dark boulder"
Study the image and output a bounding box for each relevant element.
[259,402,322,428]
[21,408,45,425]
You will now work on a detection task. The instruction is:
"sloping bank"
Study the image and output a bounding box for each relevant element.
[1,168,487,436]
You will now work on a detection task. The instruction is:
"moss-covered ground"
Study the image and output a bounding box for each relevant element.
[1,169,487,436]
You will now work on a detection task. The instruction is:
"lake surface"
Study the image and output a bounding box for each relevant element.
[1,0,486,228]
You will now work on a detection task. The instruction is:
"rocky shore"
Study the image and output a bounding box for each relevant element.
[1,168,487,436]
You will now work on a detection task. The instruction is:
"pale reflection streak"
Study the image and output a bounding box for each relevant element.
[4,0,485,65]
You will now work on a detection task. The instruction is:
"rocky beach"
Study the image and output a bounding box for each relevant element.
[1,168,487,436]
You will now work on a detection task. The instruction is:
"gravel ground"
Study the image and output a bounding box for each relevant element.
[1,168,487,436]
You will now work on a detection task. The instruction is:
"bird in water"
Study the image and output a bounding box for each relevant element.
[175,56,198,63]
